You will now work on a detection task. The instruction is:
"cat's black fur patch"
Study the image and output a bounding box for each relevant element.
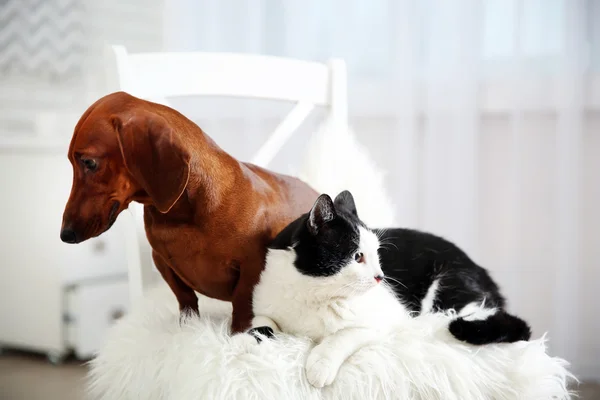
[374,227,531,343]
[449,311,532,344]
[374,227,506,314]
[248,326,275,343]
[269,190,532,345]
[269,194,366,277]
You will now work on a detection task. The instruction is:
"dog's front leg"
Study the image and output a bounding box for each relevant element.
[153,251,199,322]
[230,259,263,334]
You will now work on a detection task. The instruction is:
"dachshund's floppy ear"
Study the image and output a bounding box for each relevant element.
[113,112,190,213]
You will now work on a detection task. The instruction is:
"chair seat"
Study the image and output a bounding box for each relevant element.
[87,283,573,400]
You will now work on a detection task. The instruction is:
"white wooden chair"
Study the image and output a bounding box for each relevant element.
[103,45,348,303]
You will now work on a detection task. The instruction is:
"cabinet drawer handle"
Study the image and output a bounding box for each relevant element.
[93,240,106,253]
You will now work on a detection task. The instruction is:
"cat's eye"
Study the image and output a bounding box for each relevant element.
[81,158,98,172]
[354,252,365,263]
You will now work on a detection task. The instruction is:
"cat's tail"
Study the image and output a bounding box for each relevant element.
[448,310,532,345]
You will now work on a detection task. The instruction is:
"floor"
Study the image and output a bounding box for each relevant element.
[0,350,599,400]
[0,350,87,400]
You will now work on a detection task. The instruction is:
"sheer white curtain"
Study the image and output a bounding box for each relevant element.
[163,0,598,380]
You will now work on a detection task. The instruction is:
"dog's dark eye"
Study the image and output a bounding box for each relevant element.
[354,252,365,263]
[82,158,98,171]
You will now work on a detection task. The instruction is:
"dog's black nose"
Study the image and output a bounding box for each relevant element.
[60,228,78,244]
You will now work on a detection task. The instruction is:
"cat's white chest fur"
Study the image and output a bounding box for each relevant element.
[252,249,408,341]
[250,203,411,389]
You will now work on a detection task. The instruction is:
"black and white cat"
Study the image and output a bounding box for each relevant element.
[249,191,531,388]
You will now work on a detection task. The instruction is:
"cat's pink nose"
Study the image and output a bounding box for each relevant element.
[374,275,384,283]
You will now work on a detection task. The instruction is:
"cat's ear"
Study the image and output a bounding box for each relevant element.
[307,194,336,235]
[334,190,358,217]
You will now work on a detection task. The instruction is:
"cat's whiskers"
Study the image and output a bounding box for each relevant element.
[345,282,368,300]
[351,279,377,297]
[383,275,408,289]
[324,280,372,303]
[378,242,399,252]
[378,237,399,251]
[322,281,360,303]
[374,228,396,242]
[374,228,389,240]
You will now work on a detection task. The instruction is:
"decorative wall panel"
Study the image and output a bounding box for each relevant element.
[0,0,85,79]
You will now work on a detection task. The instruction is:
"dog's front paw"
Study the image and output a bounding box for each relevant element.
[305,351,340,388]
[178,307,198,326]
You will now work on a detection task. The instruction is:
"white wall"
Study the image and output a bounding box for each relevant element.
[0,0,164,139]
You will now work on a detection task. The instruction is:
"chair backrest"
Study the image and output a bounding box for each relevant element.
[104,45,348,302]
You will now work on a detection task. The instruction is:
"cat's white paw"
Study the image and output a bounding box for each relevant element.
[229,332,259,351]
[305,350,340,388]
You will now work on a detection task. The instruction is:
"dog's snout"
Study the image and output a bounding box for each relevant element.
[60,227,78,244]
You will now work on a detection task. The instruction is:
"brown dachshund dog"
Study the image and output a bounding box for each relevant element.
[61,91,318,333]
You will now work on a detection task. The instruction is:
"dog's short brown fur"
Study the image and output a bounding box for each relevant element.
[61,91,318,332]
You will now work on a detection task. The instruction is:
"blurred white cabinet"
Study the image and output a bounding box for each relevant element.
[0,141,130,362]
[65,279,130,360]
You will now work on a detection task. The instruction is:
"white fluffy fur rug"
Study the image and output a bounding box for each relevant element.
[87,284,573,400]
[88,122,573,399]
